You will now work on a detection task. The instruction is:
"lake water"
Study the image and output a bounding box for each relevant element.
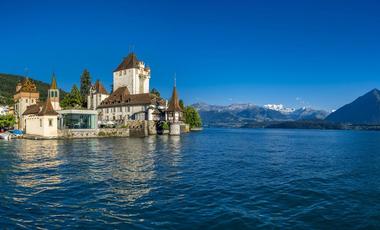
[1,128,380,229]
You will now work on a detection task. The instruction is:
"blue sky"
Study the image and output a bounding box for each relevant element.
[1,0,380,111]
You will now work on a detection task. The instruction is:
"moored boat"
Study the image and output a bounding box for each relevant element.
[0,133,11,140]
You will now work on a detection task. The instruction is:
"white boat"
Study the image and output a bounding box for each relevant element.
[0,133,11,140]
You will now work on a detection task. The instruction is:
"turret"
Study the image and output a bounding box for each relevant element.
[48,73,61,111]
[167,78,183,135]
[113,53,151,94]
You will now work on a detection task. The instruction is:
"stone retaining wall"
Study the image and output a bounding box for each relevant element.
[57,128,129,139]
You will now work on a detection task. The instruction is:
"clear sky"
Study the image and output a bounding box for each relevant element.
[1,0,380,111]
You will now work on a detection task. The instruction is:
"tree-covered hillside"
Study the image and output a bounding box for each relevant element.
[0,73,67,105]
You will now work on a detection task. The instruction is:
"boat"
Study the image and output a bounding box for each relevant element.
[190,127,203,131]
[8,129,24,137]
[0,133,11,140]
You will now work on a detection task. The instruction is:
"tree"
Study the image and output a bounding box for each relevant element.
[184,106,202,128]
[179,99,185,110]
[110,83,114,93]
[150,88,160,98]
[0,114,15,128]
[61,84,83,109]
[80,69,91,105]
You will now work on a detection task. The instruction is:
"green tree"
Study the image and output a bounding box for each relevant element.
[80,69,91,105]
[162,121,169,130]
[110,83,114,93]
[0,114,15,128]
[184,106,202,128]
[61,84,83,109]
[150,88,160,98]
[179,99,185,110]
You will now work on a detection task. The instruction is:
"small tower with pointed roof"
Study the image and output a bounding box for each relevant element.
[48,73,61,111]
[14,78,40,129]
[167,78,183,135]
[113,52,151,94]
[23,97,59,137]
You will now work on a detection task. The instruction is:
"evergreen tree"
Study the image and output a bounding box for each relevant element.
[184,106,202,128]
[61,84,83,109]
[80,69,91,105]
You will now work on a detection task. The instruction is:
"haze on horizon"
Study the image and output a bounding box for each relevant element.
[1,0,380,111]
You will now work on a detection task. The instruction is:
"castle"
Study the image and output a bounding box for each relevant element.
[17,52,184,137]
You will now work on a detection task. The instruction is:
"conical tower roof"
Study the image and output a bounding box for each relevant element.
[114,53,140,72]
[167,85,182,112]
[50,73,57,89]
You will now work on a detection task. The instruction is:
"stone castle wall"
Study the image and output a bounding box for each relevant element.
[57,128,129,139]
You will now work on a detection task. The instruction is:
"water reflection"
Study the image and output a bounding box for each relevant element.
[109,138,156,203]
[13,140,62,189]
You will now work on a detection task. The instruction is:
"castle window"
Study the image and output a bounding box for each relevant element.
[40,119,42,127]
[49,119,53,127]
[26,99,28,103]
[119,72,122,76]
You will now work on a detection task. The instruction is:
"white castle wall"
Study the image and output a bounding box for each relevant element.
[113,63,150,94]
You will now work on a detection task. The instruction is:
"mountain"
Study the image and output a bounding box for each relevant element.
[326,89,380,125]
[263,104,295,113]
[192,102,329,127]
[0,73,67,105]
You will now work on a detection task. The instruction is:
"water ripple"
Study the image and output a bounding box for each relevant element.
[1,129,380,229]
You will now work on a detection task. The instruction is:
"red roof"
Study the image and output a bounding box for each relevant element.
[94,80,108,94]
[38,98,58,116]
[167,86,182,112]
[114,53,140,72]
[97,86,164,109]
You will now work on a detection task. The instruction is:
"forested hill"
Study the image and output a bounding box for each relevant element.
[0,73,66,105]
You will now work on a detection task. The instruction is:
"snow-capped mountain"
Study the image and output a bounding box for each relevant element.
[192,102,329,127]
[263,104,295,114]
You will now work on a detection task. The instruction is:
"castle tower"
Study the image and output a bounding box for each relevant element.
[48,73,61,111]
[167,80,183,135]
[87,80,109,110]
[14,78,40,130]
[113,53,151,94]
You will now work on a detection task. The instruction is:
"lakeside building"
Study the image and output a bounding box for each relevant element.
[87,80,109,110]
[48,74,61,111]
[17,53,186,138]
[113,53,150,94]
[58,110,97,130]
[23,98,59,137]
[22,75,98,137]
[167,83,183,135]
[14,78,40,130]
[96,53,167,125]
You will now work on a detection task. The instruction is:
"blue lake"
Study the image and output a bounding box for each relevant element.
[1,128,380,229]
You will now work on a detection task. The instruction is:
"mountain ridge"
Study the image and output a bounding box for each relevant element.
[326,88,380,124]
[192,102,329,127]
[0,73,67,105]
